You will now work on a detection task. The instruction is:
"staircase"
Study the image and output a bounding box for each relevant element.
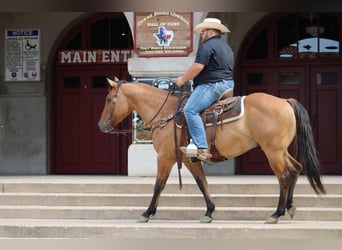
[0,175,341,239]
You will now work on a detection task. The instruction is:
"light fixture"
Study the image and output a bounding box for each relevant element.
[305,25,325,37]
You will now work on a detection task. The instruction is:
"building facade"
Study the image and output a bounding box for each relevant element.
[0,12,341,175]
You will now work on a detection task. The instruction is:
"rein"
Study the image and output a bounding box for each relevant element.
[105,80,183,190]
[106,81,176,135]
[145,84,176,127]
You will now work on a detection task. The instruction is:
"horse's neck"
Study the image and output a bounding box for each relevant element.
[125,83,177,123]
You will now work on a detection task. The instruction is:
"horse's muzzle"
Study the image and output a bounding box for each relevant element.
[98,120,114,133]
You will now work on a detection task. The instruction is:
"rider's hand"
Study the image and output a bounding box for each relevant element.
[174,76,185,87]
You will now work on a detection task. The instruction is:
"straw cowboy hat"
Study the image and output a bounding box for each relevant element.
[194,18,230,34]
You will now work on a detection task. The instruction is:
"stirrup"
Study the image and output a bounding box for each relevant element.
[180,146,197,157]
[197,149,212,161]
[180,147,212,161]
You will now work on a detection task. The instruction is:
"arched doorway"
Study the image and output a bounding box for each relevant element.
[236,13,342,174]
[51,13,133,174]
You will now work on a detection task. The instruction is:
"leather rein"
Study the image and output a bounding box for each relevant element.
[105,81,175,135]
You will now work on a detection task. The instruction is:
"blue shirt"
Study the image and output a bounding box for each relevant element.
[193,36,234,88]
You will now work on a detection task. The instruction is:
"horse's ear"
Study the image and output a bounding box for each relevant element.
[107,77,117,88]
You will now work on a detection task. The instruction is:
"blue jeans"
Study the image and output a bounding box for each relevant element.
[183,79,234,148]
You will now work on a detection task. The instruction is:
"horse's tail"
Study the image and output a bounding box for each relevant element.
[287,98,326,195]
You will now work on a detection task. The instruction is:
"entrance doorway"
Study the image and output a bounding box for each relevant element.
[51,13,132,174]
[236,13,342,174]
[310,66,342,174]
[54,67,130,174]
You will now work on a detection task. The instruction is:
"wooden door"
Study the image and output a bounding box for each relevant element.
[237,65,342,174]
[310,66,342,174]
[54,66,131,174]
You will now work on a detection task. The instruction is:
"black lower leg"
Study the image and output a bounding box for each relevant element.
[271,173,291,220]
[271,191,287,219]
[286,158,302,211]
[141,179,165,219]
[194,177,215,218]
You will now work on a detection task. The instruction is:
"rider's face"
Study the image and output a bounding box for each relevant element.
[201,29,210,42]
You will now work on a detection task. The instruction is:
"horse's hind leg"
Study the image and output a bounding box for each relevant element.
[265,151,290,224]
[286,154,303,220]
[265,151,301,224]
[185,161,215,223]
[139,159,173,222]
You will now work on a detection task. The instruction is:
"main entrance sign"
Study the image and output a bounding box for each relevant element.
[57,50,133,64]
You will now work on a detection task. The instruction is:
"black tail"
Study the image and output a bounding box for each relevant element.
[287,99,326,194]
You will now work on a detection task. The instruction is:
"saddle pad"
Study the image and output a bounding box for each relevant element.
[175,95,246,128]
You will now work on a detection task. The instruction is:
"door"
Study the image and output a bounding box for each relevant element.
[310,66,342,174]
[236,13,342,174]
[54,66,131,174]
[237,65,342,174]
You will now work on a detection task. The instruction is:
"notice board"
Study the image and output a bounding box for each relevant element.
[5,29,40,81]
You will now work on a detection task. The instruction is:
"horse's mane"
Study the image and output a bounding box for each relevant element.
[128,81,177,98]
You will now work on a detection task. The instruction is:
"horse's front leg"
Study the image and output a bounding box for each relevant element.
[185,161,215,223]
[139,158,173,223]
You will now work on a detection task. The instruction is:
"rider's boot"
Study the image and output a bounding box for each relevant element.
[180,147,212,161]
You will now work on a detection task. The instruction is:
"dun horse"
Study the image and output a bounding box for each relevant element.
[98,78,326,224]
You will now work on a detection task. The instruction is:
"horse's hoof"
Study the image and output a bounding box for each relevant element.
[265,216,279,224]
[287,206,297,219]
[137,216,150,223]
[200,216,213,223]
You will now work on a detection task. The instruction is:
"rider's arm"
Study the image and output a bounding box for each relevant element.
[174,62,204,87]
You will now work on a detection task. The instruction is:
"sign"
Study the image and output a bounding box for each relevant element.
[134,12,193,57]
[5,29,40,81]
[57,49,134,65]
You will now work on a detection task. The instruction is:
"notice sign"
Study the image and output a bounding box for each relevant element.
[134,12,193,57]
[5,29,40,81]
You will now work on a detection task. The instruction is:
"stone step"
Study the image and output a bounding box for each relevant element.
[0,205,341,221]
[0,219,341,239]
[0,176,340,239]
[1,176,341,194]
[0,193,341,208]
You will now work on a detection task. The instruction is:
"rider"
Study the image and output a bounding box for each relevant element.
[174,18,235,161]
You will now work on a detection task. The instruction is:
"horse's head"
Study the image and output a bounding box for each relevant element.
[98,77,131,133]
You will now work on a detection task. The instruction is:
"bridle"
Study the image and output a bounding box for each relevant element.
[104,80,132,135]
[104,80,183,189]
[104,81,175,135]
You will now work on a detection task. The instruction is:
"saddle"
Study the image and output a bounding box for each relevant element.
[175,90,245,162]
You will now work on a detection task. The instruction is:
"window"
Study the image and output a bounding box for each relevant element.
[247,73,267,85]
[246,27,268,59]
[66,32,82,49]
[62,77,81,88]
[278,72,299,85]
[278,14,297,58]
[60,13,133,50]
[316,72,337,85]
[278,13,340,59]
[92,76,108,88]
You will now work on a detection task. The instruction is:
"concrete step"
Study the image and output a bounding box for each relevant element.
[0,219,341,239]
[0,205,341,221]
[0,175,341,239]
[1,176,341,194]
[0,193,341,208]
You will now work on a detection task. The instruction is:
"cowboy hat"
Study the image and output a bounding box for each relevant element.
[194,18,230,34]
